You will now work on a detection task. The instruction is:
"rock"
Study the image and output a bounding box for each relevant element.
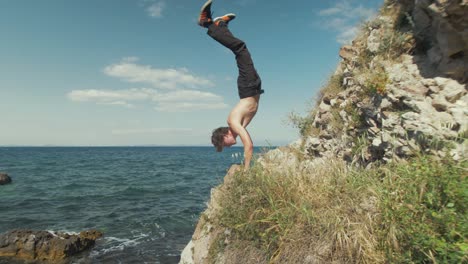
[0,173,11,185]
[339,45,357,61]
[306,137,321,148]
[318,101,331,113]
[435,20,465,58]
[432,94,450,111]
[288,139,303,150]
[449,100,468,132]
[380,98,392,110]
[440,80,466,103]
[0,229,103,262]
[420,1,468,83]
[401,83,429,96]
[372,138,383,148]
[428,85,441,94]
[367,29,381,53]
[421,78,437,87]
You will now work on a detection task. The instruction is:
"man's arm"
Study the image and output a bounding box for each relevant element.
[229,122,253,170]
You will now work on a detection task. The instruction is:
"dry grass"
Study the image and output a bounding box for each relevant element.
[209,154,466,263]
[215,158,385,263]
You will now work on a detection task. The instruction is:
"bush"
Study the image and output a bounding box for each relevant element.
[287,111,315,137]
[365,66,389,96]
[379,157,468,263]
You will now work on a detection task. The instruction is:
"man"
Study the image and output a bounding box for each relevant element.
[198,0,264,171]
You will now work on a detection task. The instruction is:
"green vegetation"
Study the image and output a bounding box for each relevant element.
[380,157,467,263]
[214,156,467,263]
[287,111,315,137]
[217,159,383,263]
[365,66,389,96]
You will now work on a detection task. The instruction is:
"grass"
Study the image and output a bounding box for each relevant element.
[216,158,384,263]
[212,155,467,263]
[287,111,315,138]
[379,157,468,263]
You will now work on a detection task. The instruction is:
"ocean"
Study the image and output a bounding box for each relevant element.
[0,146,271,264]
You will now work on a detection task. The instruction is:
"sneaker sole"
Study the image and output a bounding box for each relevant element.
[200,0,213,12]
[213,13,236,22]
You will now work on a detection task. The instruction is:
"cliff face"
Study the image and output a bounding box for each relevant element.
[180,1,467,263]
[407,0,468,83]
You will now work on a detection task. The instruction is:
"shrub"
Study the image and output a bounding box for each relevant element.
[379,157,468,263]
[365,66,389,96]
[287,111,315,137]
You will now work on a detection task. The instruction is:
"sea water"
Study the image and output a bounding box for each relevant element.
[0,147,270,264]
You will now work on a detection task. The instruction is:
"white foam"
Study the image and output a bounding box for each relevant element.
[91,233,151,256]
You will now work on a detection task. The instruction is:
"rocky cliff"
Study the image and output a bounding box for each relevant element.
[181,1,467,263]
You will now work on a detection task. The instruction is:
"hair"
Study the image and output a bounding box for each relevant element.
[211,127,229,152]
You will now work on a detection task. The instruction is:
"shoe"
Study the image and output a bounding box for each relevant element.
[214,13,236,26]
[198,0,213,28]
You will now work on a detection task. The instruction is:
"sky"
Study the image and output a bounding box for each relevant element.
[0,0,383,147]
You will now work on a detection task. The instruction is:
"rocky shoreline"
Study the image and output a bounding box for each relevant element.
[0,229,103,263]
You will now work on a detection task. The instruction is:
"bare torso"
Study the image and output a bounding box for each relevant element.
[227,95,260,128]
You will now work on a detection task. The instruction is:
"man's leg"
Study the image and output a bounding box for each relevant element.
[207,22,262,98]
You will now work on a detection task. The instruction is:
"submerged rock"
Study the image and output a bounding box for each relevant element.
[0,173,11,185]
[0,229,103,262]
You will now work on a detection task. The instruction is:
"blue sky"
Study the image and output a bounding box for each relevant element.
[0,0,382,146]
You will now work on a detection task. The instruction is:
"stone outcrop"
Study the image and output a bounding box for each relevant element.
[180,165,242,264]
[295,53,467,166]
[0,173,11,185]
[407,0,468,83]
[0,229,103,263]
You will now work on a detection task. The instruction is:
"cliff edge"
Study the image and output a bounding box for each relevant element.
[181,0,467,263]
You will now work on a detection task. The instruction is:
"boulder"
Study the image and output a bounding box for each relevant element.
[0,229,103,262]
[0,173,11,185]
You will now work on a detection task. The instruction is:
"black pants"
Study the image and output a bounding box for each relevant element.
[207,23,263,99]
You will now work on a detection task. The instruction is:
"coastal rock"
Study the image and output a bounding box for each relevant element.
[0,173,11,185]
[0,229,103,262]
[180,165,242,264]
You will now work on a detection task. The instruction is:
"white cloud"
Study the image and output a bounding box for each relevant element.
[103,58,214,89]
[155,102,228,112]
[112,127,192,135]
[67,88,149,102]
[152,90,223,102]
[97,101,135,108]
[147,1,165,18]
[69,57,227,112]
[68,87,227,112]
[317,0,377,44]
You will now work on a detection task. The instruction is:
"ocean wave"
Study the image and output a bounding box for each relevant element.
[90,232,151,256]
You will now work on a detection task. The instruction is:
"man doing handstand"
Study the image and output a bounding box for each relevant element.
[198,0,264,171]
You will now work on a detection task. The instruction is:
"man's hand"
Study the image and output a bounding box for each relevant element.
[228,122,253,171]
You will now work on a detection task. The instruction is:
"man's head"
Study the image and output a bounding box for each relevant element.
[211,127,236,152]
